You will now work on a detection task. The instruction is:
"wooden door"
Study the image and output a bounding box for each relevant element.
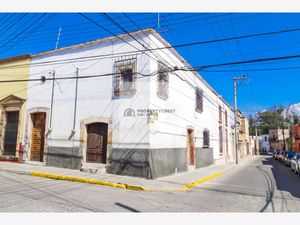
[30,113,46,162]
[4,111,19,156]
[86,123,108,163]
[187,129,195,166]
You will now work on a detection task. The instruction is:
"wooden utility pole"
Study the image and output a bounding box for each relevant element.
[233,75,248,164]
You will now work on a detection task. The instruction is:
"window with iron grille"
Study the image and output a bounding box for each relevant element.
[195,88,203,113]
[114,57,137,96]
[219,105,222,123]
[157,62,169,100]
[219,126,223,155]
[225,110,228,126]
[203,129,210,148]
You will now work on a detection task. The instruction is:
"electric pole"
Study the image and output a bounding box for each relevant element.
[233,75,248,164]
[55,26,62,50]
[157,13,160,31]
[255,123,258,155]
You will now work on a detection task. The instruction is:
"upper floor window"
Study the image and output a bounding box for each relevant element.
[157,62,169,100]
[219,106,222,123]
[225,110,228,126]
[203,129,210,148]
[195,88,203,113]
[219,126,223,155]
[114,57,137,96]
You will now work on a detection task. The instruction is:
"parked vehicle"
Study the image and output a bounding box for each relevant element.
[274,150,280,159]
[284,152,296,167]
[278,151,286,161]
[267,151,273,155]
[291,153,300,173]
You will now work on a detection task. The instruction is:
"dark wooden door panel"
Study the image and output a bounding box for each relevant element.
[86,123,108,163]
[4,111,19,156]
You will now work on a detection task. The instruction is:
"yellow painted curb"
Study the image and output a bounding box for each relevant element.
[182,171,224,191]
[29,172,148,191]
[28,170,224,192]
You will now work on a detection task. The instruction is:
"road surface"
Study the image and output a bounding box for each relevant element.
[1,156,300,212]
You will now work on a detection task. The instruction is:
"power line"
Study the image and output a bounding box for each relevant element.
[0,14,57,56]
[202,66,300,72]
[2,23,300,71]
[0,71,158,83]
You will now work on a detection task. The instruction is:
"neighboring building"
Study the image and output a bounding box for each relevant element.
[261,134,270,152]
[237,111,251,158]
[20,28,237,179]
[249,136,256,156]
[249,135,263,155]
[292,125,300,152]
[0,54,31,161]
[269,128,289,151]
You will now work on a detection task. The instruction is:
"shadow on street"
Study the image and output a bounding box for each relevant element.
[262,156,300,199]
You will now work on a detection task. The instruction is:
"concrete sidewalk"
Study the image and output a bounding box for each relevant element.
[0,157,255,191]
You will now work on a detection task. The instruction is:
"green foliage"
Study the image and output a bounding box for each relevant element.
[248,106,292,135]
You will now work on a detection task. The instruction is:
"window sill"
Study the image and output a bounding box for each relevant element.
[157,93,168,101]
[195,109,203,113]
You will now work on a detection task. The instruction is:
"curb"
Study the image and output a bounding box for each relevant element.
[182,171,224,190]
[29,172,149,191]
[0,167,226,192]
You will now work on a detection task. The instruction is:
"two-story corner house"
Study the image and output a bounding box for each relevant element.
[269,128,289,151]
[0,54,31,162]
[21,28,236,179]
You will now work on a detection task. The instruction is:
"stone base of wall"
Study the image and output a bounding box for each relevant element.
[195,147,214,168]
[107,148,188,179]
[46,146,82,170]
[107,147,214,179]
[43,146,216,179]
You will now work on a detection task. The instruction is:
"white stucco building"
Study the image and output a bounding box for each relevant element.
[21,29,236,179]
[261,134,270,152]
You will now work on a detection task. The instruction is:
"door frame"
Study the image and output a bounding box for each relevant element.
[80,116,112,167]
[186,126,195,167]
[24,107,49,164]
[0,95,25,158]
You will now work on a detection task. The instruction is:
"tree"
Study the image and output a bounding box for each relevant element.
[248,114,256,136]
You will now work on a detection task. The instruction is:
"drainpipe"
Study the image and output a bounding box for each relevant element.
[70,68,79,139]
[49,70,55,133]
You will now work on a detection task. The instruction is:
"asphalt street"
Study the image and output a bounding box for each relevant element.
[1,156,300,212]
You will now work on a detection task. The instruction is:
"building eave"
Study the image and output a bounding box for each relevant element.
[0,54,31,65]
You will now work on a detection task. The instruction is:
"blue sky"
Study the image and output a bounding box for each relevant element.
[1,13,300,116]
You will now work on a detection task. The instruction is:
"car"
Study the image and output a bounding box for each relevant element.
[267,151,273,156]
[278,151,286,161]
[274,150,280,159]
[260,151,268,155]
[291,153,300,173]
[281,151,289,163]
[284,152,296,167]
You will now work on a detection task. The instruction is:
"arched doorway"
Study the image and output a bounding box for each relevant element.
[86,122,108,163]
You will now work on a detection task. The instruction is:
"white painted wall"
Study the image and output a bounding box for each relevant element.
[23,30,236,164]
[261,134,270,152]
[147,33,235,162]
[23,34,152,160]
